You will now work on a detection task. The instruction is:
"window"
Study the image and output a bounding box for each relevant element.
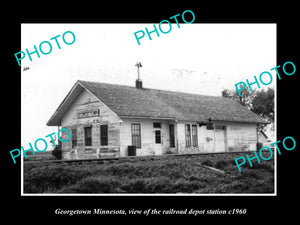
[155,130,161,143]
[185,124,198,147]
[153,122,161,128]
[169,124,175,147]
[185,124,191,147]
[84,126,92,146]
[71,128,77,148]
[192,125,198,147]
[131,123,141,148]
[100,125,108,146]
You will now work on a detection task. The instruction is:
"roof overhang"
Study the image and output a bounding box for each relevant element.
[119,115,177,121]
[46,81,84,126]
[209,119,269,124]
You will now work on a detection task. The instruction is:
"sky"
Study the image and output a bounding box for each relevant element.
[21,23,276,148]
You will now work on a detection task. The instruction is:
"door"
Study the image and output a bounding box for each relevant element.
[205,129,215,152]
[214,125,227,152]
[169,124,175,148]
[154,129,163,155]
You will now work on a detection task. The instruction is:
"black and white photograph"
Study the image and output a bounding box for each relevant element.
[4,4,298,221]
[21,23,276,195]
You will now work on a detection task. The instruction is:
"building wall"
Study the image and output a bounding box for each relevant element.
[198,125,215,153]
[226,123,257,151]
[119,118,177,157]
[59,89,258,159]
[177,122,202,154]
[177,121,257,153]
[60,89,121,159]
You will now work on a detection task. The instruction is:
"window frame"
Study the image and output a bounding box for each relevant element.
[100,124,108,146]
[185,123,198,148]
[155,130,161,144]
[169,124,175,148]
[153,122,162,128]
[84,126,92,146]
[185,124,191,147]
[192,124,198,147]
[71,128,77,148]
[131,123,141,148]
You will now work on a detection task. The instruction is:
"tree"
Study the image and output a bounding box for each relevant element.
[222,87,274,131]
[252,88,274,132]
[222,84,256,109]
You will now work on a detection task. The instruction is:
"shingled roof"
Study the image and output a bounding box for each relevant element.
[47,80,267,126]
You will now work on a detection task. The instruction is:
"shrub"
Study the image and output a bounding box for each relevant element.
[52,144,62,159]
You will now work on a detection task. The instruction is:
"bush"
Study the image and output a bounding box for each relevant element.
[52,144,62,159]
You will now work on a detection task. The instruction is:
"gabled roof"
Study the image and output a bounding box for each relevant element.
[47,80,267,126]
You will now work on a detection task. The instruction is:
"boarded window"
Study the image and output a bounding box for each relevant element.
[185,124,191,147]
[192,125,198,147]
[84,126,92,146]
[132,123,141,148]
[169,124,175,147]
[100,125,108,146]
[155,130,161,143]
[71,128,77,148]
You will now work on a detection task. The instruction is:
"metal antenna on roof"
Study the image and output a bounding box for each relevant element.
[135,62,142,79]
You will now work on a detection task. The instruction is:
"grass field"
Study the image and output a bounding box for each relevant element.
[23,150,56,161]
[23,151,275,194]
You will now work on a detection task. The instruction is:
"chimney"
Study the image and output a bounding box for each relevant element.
[136,78,143,89]
[135,62,143,89]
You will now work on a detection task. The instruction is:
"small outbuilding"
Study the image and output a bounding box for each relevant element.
[47,79,267,159]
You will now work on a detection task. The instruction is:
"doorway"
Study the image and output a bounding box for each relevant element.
[214,125,227,152]
[154,129,163,155]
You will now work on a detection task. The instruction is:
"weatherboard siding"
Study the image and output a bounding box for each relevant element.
[226,123,257,151]
[119,118,175,157]
[177,122,257,153]
[61,89,119,126]
[177,123,202,154]
[57,85,258,160]
[60,89,121,159]
[177,123,225,154]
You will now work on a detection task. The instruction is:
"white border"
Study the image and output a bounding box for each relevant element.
[21,23,277,197]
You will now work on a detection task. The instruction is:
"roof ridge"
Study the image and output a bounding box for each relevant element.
[47,79,267,126]
[78,79,228,99]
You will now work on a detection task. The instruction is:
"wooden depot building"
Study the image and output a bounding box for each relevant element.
[46,78,267,160]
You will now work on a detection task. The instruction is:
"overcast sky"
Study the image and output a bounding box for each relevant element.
[21,23,276,147]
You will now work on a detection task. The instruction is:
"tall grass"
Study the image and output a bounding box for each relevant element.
[24,152,274,194]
